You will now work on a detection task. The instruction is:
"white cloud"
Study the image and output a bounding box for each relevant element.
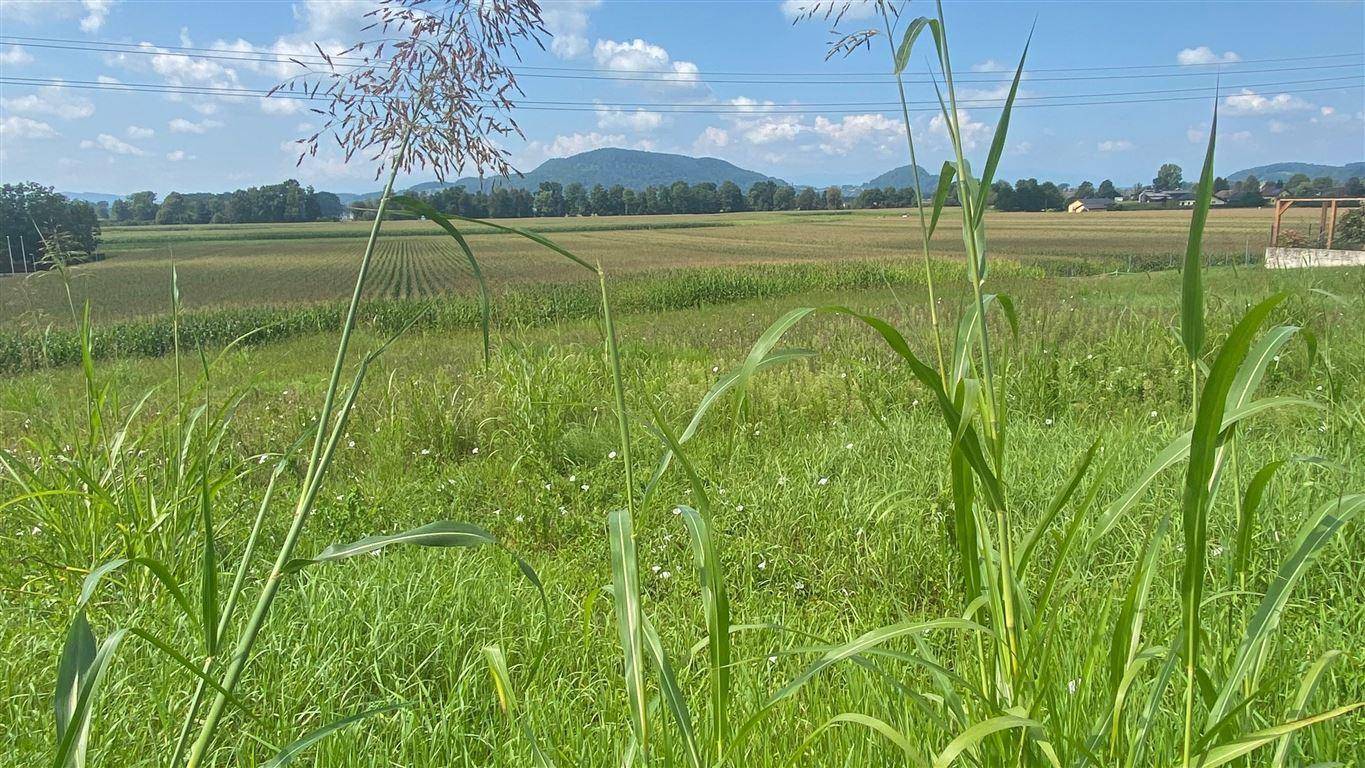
[1320,106,1336,116]
[544,0,601,58]
[0,46,33,66]
[1269,120,1287,134]
[79,0,116,32]
[741,116,804,145]
[0,116,57,140]
[1223,88,1313,115]
[519,131,655,166]
[126,125,155,139]
[261,97,304,115]
[166,150,193,162]
[779,0,876,20]
[1177,46,1240,65]
[1097,139,1134,152]
[971,59,1006,72]
[928,108,989,150]
[1,84,95,119]
[593,38,702,89]
[169,117,223,134]
[96,75,120,84]
[595,105,665,132]
[812,113,900,155]
[80,133,147,156]
[693,126,730,153]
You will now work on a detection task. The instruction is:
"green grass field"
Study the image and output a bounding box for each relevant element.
[1,208,1305,328]
[3,253,1363,764]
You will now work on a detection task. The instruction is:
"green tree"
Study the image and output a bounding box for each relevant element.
[795,187,820,210]
[717,181,745,212]
[126,191,159,221]
[772,185,796,211]
[1097,179,1117,198]
[0,183,101,270]
[855,187,886,209]
[1285,173,1313,196]
[747,180,777,211]
[1152,163,1183,191]
[1311,176,1336,196]
[564,183,589,216]
[155,192,190,225]
[1213,176,1230,193]
[1345,177,1365,196]
[823,186,844,210]
[1073,180,1095,200]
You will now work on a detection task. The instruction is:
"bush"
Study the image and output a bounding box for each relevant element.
[1335,207,1365,249]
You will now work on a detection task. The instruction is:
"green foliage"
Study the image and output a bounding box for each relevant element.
[0,183,101,270]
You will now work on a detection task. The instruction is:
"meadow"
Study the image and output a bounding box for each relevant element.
[4,6,1364,764]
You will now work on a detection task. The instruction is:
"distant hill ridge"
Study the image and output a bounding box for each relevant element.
[1225,162,1364,184]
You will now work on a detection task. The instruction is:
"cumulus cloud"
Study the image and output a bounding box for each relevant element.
[0,115,57,140]
[166,150,193,162]
[1223,88,1313,115]
[1177,46,1240,65]
[812,113,900,155]
[519,131,655,166]
[126,125,155,139]
[593,38,702,89]
[1,84,95,119]
[1097,139,1133,152]
[928,108,989,150]
[96,75,120,84]
[779,0,876,20]
[80,133,147,156]
[169,117,223,134]
[543,0,601,58]
[260,96,304,115]
[595,105,665,132]
[971,59,1006,72]
[79,0,116,32]
[693,126,730,153]
[0,46,33,66]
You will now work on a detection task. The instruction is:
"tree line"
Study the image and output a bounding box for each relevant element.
[101,180,345,225]
[351,180,933,220]
[1,183,101,273]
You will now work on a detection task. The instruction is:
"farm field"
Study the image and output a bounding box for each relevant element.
[0,207,1304,327]
[3,258,1364,765]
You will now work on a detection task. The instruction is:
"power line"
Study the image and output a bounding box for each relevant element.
[3,33,1359,77]
[5,73,1360,111]
[3,75,1356,115]
[2,35,1361,84]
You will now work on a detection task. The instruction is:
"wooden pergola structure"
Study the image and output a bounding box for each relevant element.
[1269,197,1365,248]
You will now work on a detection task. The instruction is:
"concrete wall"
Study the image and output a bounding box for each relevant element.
[1264,247,1365,269]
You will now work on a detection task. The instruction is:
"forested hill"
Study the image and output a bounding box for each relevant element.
[861,163,937,192]
[1226,162,1365,184]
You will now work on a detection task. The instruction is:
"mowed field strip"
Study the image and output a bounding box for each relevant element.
[0,207,1311,325]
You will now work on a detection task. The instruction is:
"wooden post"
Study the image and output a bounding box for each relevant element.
[5,236,13,275]
[1326,200,1338,249]
[1318,202,1329,247]
[1271,199,1286,246]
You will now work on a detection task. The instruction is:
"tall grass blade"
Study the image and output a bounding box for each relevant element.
[608,507,649,756]
[1271,650,1342,767]
[52,628,128,768]
[641,615,703,768]
[260,702,408,767]
[54,612,95,768]
[1180,105,1218,363]
[1198,703,1365,768]
[78,557,196,629]
[390,195,493,364]
[932,712,1057,768]
[1017,439,1099,573]
[1179,292,1286,762]
[972,27,1032,223]
[786,713,922,766]
[1232,459,1284,584]
[483,645,558,768]
[1206,493,1365,730]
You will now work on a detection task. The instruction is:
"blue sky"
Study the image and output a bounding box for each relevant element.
[2,0,1362,194]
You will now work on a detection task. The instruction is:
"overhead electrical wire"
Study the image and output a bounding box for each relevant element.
[2,74,1357,115]
[1,34,1361,84]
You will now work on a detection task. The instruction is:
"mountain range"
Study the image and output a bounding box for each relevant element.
[58,151,1363,205]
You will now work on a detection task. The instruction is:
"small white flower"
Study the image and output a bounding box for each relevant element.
[673,507,682,515]
[1315,385,1323,392]
[580,483,589,491]
[794,581,805,591]
[544,483,552,490]
[660,570,672,580]
[718,488,726,495]
[651,564,661,573]
[1044,418,1054,427]
[840,372,847,379]
[1149,411,1159,419]
[347,439,355,449]
[1067,678,1080,695]
[258,455,269,464]
[569,474,577,482]
[420,448,432,455]
[31,525,41,535]
[1272,355,1281,362]
[712,366,719,373]
[1210,544,1223,557]
[758,560,767,570]
[777,476,787,486]
[911,399,920,407]
[514,514,524,523]
[768,655,778,664]
[735,504,745,512]
[818,477,829,486]
[845,442,854,450]
[471,447,480,454]
[608,450,617,459]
